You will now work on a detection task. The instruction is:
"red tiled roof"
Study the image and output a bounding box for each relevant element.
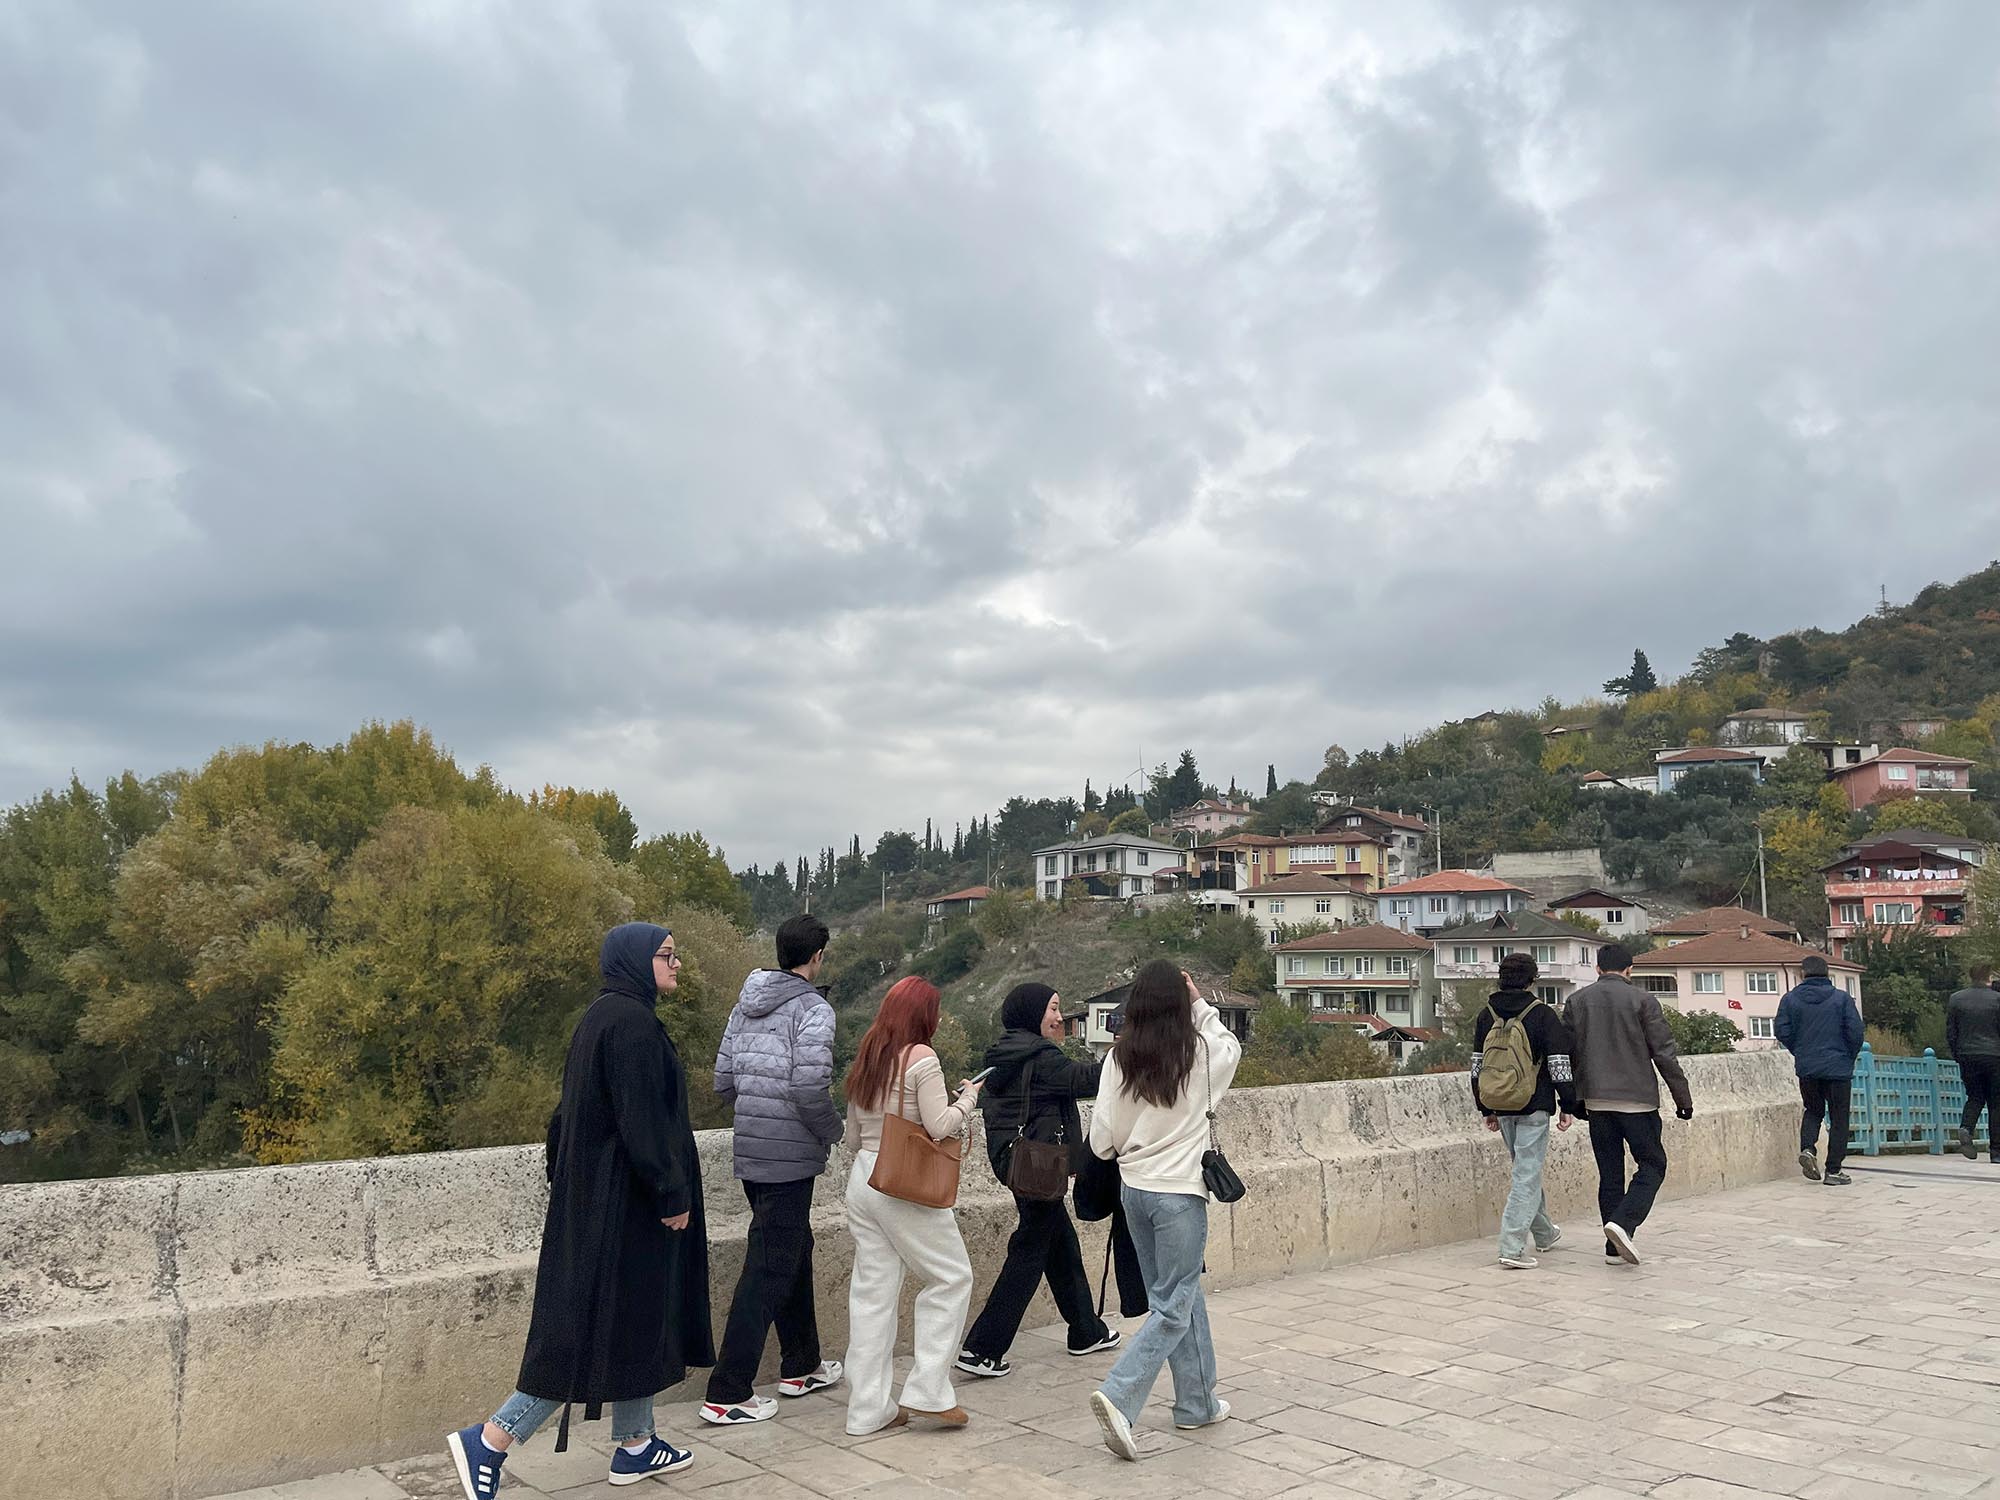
[1275,923,1432,953]
[1632,930,1860,972]
[1383,870,1531,895]
[1285,830,1387,847]
[1830,747,1976,774]
[928,886,992,904]
[1651,905,1797,938]
[1208,833,1288,848]
[1656,747,1762,764]
[1319,805,1431,833]
[1245,872,1380,895]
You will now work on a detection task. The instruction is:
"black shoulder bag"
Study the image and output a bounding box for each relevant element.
[1198,1035,1245,1204]
[1003,1053,1071,1201]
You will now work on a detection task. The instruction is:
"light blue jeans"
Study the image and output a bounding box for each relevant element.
[1097,1186,1221,1428]
[491,1390,654,1444]
[1496,1112,1559,1260]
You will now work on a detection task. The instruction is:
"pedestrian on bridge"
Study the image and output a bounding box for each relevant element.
[1948,965,2000,1163]
[1471,952,1580,1270]
[1775,955,1863,1187]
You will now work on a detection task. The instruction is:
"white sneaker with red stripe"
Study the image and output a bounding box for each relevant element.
[777,1360,844,1398]
[698,1395,778,1426]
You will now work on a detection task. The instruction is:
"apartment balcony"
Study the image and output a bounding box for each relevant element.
[1824,875,1968,898]
[1435,960,1596,988]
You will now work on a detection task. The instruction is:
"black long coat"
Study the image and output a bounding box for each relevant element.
[516,991,714,1410]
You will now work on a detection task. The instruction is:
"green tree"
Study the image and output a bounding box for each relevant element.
[1147,752,1205,819]
[1234,1000,1390,1086]
[1108,807,1152,836]
[1604,649,1659,698]
[1663,1009,1742,1055]
[629,832,752,928]
[1265,765,1278,797]
[530,785,638,861]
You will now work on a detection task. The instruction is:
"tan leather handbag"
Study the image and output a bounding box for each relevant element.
[866,1053,964,1209]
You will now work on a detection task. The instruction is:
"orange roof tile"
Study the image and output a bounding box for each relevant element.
[1631,930,1859,972]
[1383,870,1531,895]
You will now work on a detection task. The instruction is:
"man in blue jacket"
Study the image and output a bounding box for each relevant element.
[1774,956,1864,1187]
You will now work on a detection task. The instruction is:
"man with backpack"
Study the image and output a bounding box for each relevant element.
[1564,943,1693,1266]
[1471,953,1580,1270]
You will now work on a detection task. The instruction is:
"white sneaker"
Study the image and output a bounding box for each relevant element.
[1499,1254,1539,1270]
[1604,1222,1640,1265]
[1090,1391,1139,1461]
[1176,1398,1232,1431]
[778,1361,843,1398]
[698,1396,778,1426]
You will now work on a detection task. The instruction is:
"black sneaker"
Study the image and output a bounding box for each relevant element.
[1798,1148,1821,1181]
[1823,1170,1852,1186]
[1068,1329,1121,1357]
[1960,1128,1978,1160]
[954,1352,1011,1378]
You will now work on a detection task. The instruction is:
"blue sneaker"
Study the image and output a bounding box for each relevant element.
[446,1424,507,1500]
[609,1436,695,1485]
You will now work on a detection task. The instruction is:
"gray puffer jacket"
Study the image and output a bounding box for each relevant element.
[714,969,842,1182]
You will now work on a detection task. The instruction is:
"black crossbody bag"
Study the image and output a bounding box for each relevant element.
[1198,1035,1245,1203]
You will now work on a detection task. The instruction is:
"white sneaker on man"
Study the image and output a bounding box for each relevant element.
[1604,1222,1640,1264]
[777,1361,843,1398]
[698,1395,778,1426]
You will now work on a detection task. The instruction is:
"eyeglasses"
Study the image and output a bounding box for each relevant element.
[656,951,682,966]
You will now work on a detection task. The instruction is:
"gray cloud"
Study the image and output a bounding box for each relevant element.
[5,0,1999,868]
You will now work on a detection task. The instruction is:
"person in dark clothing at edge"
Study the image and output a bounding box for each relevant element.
[1774,955,1865,1186]
[701,914,846,1426]
[1564,943,1694,1267]
[956,982,1124,1378]
[1948,965,2000,1163]
[1471,953,1581,1270]
[446,923,713,1500]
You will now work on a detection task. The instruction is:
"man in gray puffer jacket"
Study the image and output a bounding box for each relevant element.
[701,915,845,1424]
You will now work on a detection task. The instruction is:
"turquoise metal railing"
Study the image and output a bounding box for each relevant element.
[1848,1042,1990,1155]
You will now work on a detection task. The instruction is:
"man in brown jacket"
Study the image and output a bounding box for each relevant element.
[1564,944,1694,1265]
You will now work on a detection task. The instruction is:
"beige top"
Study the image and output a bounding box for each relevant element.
[843,1046,976,1155]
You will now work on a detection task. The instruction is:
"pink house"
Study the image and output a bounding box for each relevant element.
[1828,748,1975,812]
[1169,797,1254,837]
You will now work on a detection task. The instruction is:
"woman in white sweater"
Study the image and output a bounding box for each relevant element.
[1085,960,1240,1460]
[840,976,984,1436]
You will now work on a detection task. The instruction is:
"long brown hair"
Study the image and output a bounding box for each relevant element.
[844,976,943,1110]
[1112,959,1197,1108]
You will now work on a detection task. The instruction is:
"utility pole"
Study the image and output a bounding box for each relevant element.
[881,865,887,912]
[1756,823,1769,917]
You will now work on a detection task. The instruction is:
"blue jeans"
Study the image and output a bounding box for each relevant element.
[491,1390,654,1444]
[1496,1113,1558,1260]
[1097,1186,1221,1428]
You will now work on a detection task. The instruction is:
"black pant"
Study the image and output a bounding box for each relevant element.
[705,1177,821,1403]
[1799,1076,1852,1173]
[1588,1110,1668,1239]
[1961,1057,2000,1158]
[962,1195,1109,1358]
[1109,1202,1149,1318]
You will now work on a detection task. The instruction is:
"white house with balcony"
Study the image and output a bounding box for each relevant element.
[1032,833,1183,900]
[1273,924,1439,1032]
[1429,909,1599,1006]
[1717,708,1814,745]
[1378,870,1533,936]
[1239,873,1379,945]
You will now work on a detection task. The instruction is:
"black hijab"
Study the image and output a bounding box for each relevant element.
[599,921,671,1007]
[1001,981,1057,1034]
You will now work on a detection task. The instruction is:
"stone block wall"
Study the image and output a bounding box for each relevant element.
[2,1051,1801,1499]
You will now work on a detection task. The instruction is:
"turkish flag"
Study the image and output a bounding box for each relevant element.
[1727,1000,1743,1010]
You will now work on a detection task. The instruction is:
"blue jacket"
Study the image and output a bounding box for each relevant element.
[1773,976,1864,1080]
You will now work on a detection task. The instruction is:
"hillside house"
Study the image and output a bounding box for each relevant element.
[1717,708,1813,745]
[1631,929,1862,1049]
[1240,873,1380,945]
[1577,770,1658,794]
[924,885,992,919]
[1273,925,1439,1033]
[1824,836,1976,960]
[1430,909,1599,1005]
[1169,797,1254,837]
[1313,804,1433,881]
[1546,887,1652,938]
[1379,870,1533,936]
[1655,746,1766,793]
[1079,980,1254,1056]
[1034,833,1183,901]
[1828,748,1975,812]
[1276,829,1392,891]
[1650,906,1802,946]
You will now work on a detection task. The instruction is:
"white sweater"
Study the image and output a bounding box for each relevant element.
[1087,998,1241,1198]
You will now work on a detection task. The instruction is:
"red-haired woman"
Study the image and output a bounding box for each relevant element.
[840,976,985,1435]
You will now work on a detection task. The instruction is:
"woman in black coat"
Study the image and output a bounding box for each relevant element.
[955,983,1123,1377]
[446,922,715,1500]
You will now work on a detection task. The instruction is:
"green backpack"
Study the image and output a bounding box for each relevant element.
[1479,1000,1544,1112]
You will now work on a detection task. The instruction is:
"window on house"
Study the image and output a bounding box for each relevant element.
[1137,852,1149,867]
[1324,957,1343,975]
[1315,898,1333,914]
[1605,909,1625,925]
[1345,816,1361,827]
[1640,975,1677,995]
[1245,899,1256,911]
[1347,847,1361,863]
[1084,853,1097,870]
[1491,946,1511,962]
[1391,899,1413,915]
[1887,765,1909,781]
[1453,945,1479,965]
[1357,957,1375,975]
[1532,943,1556,963]
[1749,1017,1774,1040]
[1694,972,1724,993]
[1428,897,1449,914]
[1746,972,1779,994]
[1044,881,1058,898]
[1267,930,1280,945]
[1045,856,1057,875]
[1269,900,1286,915]
[1287,958,1305,975]
[1836,902,1863,925]
[1388,956,1410,975]
[1385,991,1410,1013]
[1873,902,1915,925]
[1536,985,1561,1005]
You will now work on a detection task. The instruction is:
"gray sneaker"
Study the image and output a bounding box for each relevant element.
[1960,1128,1979,1160]
[1798,1148,1821,1181]
[1823,1170,1852,1186]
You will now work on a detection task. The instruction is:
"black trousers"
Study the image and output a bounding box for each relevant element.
[1961,1057,2000,1158]
[963,1194,1109,1358]
[705,1177,821,1403]
[1109,1202,1149,1318]
[1588,1110,1668,1239]
[1799,1076,1852,1173]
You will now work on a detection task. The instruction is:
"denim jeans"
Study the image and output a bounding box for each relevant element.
[1096,1186,1220,1428]
[1495,1113,1558,1260]
[491,1390,654,1444]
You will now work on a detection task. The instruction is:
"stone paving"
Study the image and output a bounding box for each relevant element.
[214,1156,2000,1500]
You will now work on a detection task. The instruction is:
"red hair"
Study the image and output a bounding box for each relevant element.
[845,976,943,1110]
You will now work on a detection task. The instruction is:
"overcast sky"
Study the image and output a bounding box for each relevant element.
[5,1,1999,869]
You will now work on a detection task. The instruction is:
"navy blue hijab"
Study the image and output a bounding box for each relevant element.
[599,922,672,1006]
